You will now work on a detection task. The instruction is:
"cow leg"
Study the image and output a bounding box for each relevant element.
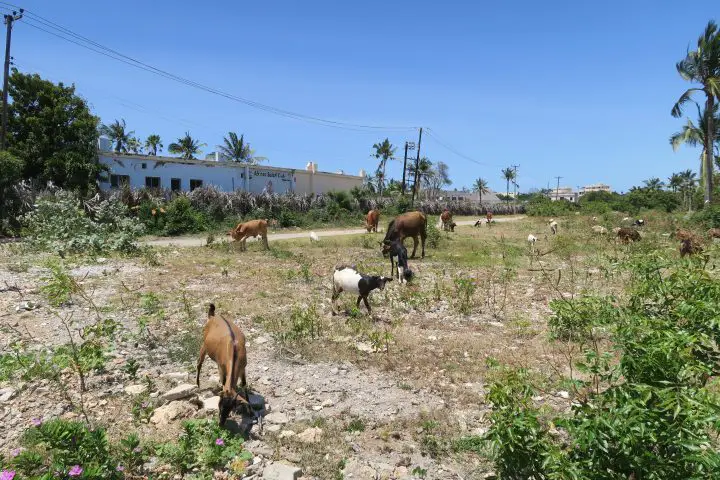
[420,232,426,258]
[262,234,269,250]
[196,345,206,387]
[360,295,371,314]
[398,265,404,284]
[410,237,418,258]
[390,256,395,278]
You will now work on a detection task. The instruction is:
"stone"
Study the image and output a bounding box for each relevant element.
[150,401,195,424]
[296,427,322,444]
[312,406,323,411]
[161,372,189,382]
[321,399,334,408]
[265,412,289,424]
[341,459,377,479]
[160,384,197,402]
[556,391,570,399]
[262,462,302,480]
[124,384,147,396]
[202,396,220,411]
[278,430,296,439]
[294,387,307,395]
[0,388,16,403]
[354,342,374,353]
[393,466,410,479]
[266,424,281,434]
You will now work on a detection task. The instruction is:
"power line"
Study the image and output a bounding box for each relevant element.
[10,4,418,133]
[424,128,500,167]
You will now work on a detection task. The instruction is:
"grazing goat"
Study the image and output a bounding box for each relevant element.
[309,231,320,242]
[549,220,558,235]
[365,209,380,233]
[196,304,249,425]
[382,239,412,283]
[680,237,703,257]
[331,266,392,314]
[708,228,720,240]
[228,219,269,251]
[616,227,641,244]
[634,219,645,227]
[527,234,537,252]
[474,219,483,227]
[382,211,427,259]
[591,225,608,235]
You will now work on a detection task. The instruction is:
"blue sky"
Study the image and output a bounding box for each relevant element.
[8,0,719,193]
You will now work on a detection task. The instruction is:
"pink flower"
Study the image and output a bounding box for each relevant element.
[0,470,16,480]
[116,465,125,472]
[215,438,224,446]
[10,448,22,457]
[31,417,42,427]
[68,465,83,477]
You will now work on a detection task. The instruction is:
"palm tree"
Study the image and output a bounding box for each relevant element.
[218,132,267,164]
[670,104,720,188]
[643,177,665,191]
[127,137,143,154]
[679,169,698,211]
[145,134,163,155]
[99,119,133,153]
[408,157,434,198]
[168,132,205,160]
[372,138,396,196]
[668,173,683,193]
[501,167,516,205]
[473,177,490,204]
[672,20,720,204]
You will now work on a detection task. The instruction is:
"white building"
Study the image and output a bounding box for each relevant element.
[549,186,579,202]
[438,188,504,205]
[579,183,612,195]
[98,152,365,195]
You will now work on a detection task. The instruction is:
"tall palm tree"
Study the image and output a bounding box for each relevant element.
[670,103,720,188]
[99,119,133,153]
[679,169,698,211]
[408,157,434,197]
[668,173,683,193]
[643,177,665,191]
[127,137,143,154]
[218,132,267,164]
[168,132,205,160]
[473,177,490,204]
[501,167,516,205]
[145,134,163,155]
[672,20,720,204]
[372,138,396,196]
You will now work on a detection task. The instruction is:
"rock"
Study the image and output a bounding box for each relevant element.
[341,459,377,479]
[556,391,570,399]
[161,372,189,382]
[265,412,289,424]
[124,384,147,396]
[321,399,334,408]
[150,401,195,424]
[294,387,307,395]
[354,342,373,353]
[296,427,322,444]
[278,430,296,439]
[160,384,197,402]
[487,321,504,328]
[312,406,323,411]
[202,396,220,411]
[393,466,410,479]
[266,424,281,434]
[0,388,16,403]
[262,463,302,480]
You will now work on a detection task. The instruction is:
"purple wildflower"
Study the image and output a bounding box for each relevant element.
[215,438,225,446]
[133,447,142,454]
[0,470,16,480]
[31,417,42,427]
[68,465,83,477]
[10,448,22,457]
[116,465,125,472]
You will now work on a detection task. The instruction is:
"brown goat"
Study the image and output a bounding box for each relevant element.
[381,211,427,259]
[708,228,720,240]
[674,228,694,241]
[680,237,704,257]
[196,304,249,425]
[365,209,380,233]
[616,227,641,244]
[227,219,269,251]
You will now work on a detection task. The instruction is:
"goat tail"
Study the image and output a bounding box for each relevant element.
[208,303,216,317]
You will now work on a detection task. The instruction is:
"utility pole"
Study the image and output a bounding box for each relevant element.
[401,142,409,195]
[1,8,22,150]
[511,165,519,198]
[410,127,423,208]
[554,176,562,201]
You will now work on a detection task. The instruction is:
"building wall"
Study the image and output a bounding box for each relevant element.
[98,154,363,195]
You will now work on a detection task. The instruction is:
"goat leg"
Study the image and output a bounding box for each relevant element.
[196,345,207,387]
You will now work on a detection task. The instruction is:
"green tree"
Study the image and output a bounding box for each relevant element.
[408,157,434,198]
[168,132,205,160]
[99,119,133,153]
[145,134,163,155]
[0,151,23,229]
[643,177,665,191]
[473,177,490,203]
[7,70,102,193]
[426,161,451,199]
[372,138,396,196]
[670,104,720,189]
[679,169,698,211]
[672,20,720,204]
[127,137,143,154]
[218,132,266,164]
[667,173,683,193]
[501,167,516,205]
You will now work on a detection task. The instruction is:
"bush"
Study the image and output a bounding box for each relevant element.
[526,195,577,216]
[162,196,208,235]
[22,190,144,254]
[692,204,720,228]
[548,295,617,341]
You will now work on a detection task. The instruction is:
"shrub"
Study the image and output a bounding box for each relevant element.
[425,221,442,248]
[526,195,576,216]
[162,196,208,235]
[22,190,144,254]
[692,203,720,228]
[548,295,617,341]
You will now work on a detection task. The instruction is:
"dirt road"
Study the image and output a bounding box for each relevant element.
[141,216,526,248]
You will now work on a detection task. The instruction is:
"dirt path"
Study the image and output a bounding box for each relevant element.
[141,216,526,248]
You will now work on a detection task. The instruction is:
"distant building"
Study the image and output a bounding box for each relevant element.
[549,186,579,202]
[438,188,503,205]
[579,183,611,195]
[97,140,365,195]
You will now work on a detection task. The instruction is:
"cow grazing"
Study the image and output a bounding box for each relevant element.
[440,210,454,231]
[366,209,380,233]
[196,304,249,425]
[616,227,641,243]
[382,239,412,283]
[331,266,393,314]
[382,211,427,259]
[228,219,269,251]
[549,220,558,235]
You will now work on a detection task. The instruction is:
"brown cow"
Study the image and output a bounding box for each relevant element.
[486,211,493,227]
[675,228,694,241]
[680,237,704,257]
[616,227,641,244]
[227,219,269,251]
[365,209,380,233]
[381,211,427,259]
[440,209,453,231]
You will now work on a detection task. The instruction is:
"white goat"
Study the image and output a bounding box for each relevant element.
[309,231,320,242]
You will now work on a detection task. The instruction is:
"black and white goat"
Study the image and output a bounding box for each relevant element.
[331,266,392,314]
[382,239,413,283]
[634,219,645,227]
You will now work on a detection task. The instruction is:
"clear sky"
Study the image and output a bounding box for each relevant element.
[7,0,719,193]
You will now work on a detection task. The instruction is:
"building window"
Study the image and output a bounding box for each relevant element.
[171,178,181,191]
[141,163,147,169]
[145,176,160,188]
[110,174,129,188]
[190,179,203,191]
